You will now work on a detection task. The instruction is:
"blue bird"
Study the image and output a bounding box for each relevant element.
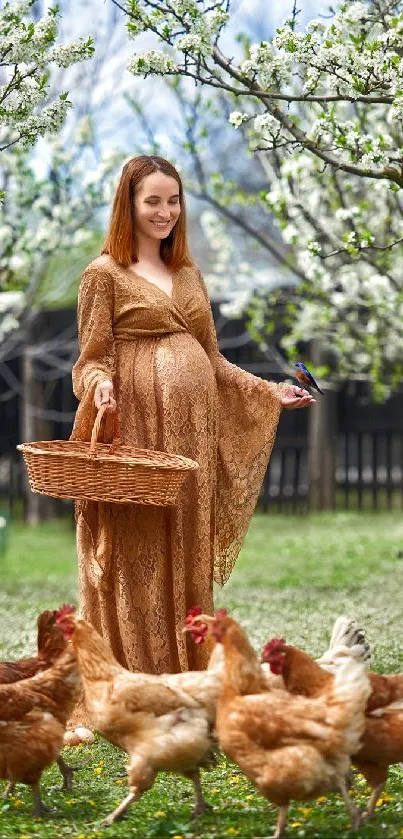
[294,361,323,395]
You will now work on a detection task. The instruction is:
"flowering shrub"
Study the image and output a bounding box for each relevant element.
[0,128,122,344]
[116,0,403,398]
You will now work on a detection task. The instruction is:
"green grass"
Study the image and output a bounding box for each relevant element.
[1,512,403,838]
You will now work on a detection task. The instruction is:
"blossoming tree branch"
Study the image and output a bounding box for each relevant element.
[0,0,94,153]
[114,0,403,398]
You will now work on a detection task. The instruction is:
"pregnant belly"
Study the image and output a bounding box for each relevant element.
[154,333,215,401]
[115,333,216,450]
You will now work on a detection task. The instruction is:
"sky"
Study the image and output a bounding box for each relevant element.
[234,0,320,29]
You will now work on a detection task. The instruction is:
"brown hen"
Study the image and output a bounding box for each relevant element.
[56,606,222,825]
[198,612,370,839]
[0,638,80,815]
[0,610,66,684]
[263,628,403,822]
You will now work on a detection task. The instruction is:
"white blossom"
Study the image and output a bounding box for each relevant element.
[344,2,370,22]
[128,51,178,75]
[49,40,94,70]
[307,19,326,34]
[169,0,200,13]
[176,33,211,56]
[229,111,249,129]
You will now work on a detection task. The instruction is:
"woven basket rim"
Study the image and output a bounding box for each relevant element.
[16,441,198,471]
[28,487,179,505]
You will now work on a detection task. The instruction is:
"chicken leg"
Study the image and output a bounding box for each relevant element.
[337,778,362,830]
[56,755,84,790]
[31,781,52,817]
[272,805,289,839]
[3,780,52,816]
[183,768,212,816]
[103,788,140,826]
[359,782,385,824]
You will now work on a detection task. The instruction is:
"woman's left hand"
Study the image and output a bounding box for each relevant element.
[279,383,316,410]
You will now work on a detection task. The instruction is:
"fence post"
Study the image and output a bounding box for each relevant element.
[21,331,55,523]
[307,342,338,510]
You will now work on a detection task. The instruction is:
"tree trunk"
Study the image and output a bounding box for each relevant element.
[307,342,337,511]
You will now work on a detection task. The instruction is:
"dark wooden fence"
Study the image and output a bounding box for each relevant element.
[257,381,403,512]
[336,382,403,512]
[1,307,403,515]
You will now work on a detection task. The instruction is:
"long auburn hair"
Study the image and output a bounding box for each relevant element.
[102,155,193,270]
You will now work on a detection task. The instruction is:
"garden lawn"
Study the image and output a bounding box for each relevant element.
[1,512,403,838]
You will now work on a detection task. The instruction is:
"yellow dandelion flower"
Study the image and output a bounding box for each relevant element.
[66,798,77,805]
[290,822,303,829]
[172,835,183,839]
[88,799,97,806]
[93,767,103,775]
[114,779,124,785]
[316,796,327,803]
[226,829,240,835]
[298,806,313,816]
[13,799,23,807]
[155,810,166,817]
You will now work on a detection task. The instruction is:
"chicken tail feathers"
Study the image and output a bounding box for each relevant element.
[318,616,371,673]
[329,616,369,655]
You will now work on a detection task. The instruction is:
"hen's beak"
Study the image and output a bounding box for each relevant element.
[182,613,214,634]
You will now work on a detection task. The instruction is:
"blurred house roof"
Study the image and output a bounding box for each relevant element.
[186,197,297,303]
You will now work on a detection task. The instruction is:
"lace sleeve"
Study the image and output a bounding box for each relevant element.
[196,269,285,402]
[195,270,286,585]
[72,265,116,401]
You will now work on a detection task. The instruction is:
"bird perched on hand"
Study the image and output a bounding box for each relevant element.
[294,362,323,395]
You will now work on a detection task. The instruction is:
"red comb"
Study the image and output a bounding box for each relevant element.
[55,603,76,622]
[262,637,286,656]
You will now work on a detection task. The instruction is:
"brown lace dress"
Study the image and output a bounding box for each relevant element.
[70,254,284,686]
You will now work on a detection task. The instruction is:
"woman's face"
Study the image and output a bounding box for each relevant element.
[134,171,181,242]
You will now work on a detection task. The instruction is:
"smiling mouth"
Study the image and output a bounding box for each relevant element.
[151,220,171,227]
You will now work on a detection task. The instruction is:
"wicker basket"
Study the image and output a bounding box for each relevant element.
[17,404,198,506]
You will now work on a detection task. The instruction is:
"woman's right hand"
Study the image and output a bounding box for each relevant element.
[94,379,116,412]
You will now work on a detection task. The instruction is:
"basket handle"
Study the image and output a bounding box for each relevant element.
[90,405,121,455]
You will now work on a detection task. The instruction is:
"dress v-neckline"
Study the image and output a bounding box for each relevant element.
[124,265,178,302]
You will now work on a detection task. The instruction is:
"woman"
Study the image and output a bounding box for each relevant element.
[67,155,314,742]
